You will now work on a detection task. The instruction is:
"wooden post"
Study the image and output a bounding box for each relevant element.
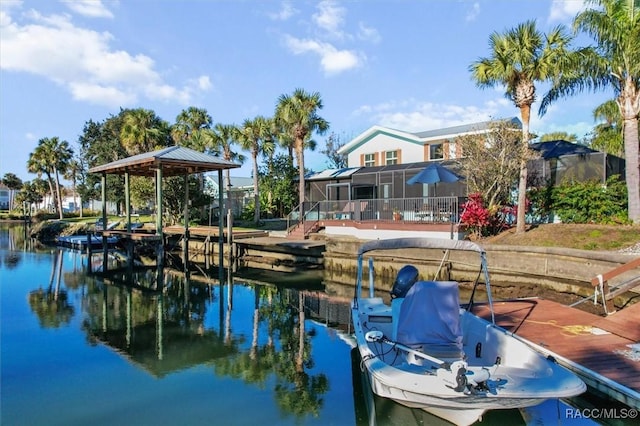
[125,172,131,233]
[183,173,190,268]
[155,168,164,267]
[101,173,108,273]
[86,231,92,273]
[227,209,233,269]
[218,170,224,274]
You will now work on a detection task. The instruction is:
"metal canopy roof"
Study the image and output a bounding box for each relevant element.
[88,146,240,177]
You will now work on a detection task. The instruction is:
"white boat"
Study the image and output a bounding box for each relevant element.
[351,238,586,426]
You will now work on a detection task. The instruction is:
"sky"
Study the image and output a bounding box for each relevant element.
[0,0,612,184]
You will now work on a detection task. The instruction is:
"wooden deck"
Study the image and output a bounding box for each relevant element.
[163,225,268,239]
[473,298,640,408]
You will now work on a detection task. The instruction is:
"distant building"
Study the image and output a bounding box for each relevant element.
[0,183,10,210]
[205,175,254,217]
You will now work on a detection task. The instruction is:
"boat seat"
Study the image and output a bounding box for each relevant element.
[395,280,463,361]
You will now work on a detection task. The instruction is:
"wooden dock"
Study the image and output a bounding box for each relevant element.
[473,298,640,408]
[56,234,119,249]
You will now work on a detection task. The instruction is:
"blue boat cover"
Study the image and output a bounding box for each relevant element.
[396,281,463,358]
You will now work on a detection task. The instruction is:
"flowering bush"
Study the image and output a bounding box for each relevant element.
[461,193,515,238]
[460,193,490,239]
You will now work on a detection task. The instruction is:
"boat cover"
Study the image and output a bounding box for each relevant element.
[396,281,463,358]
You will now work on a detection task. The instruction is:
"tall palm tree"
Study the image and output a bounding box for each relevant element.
[120,108,170,156]
[541,0,640,223]
[64,159,82,216]
[470,20,573,233]
[274,89,329,220]
[238,116,273,223]
[27,137,73,219]
[208,123,245,216]
[1,173,23,211]
[171,106,213,150]
[172,107,215,218]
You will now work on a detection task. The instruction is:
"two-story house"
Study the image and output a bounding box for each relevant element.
[337,117,521,168]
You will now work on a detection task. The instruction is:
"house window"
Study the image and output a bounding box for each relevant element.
[429,144,443,160]
[385,150,398,165]
[0,191,8,197]
[364,153,376,167]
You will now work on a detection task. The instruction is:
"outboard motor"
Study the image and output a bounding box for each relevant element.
[390,265,419,299]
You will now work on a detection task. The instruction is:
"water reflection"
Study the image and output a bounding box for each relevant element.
[28,249,74,328]
[21,244,331,419]
[1,224,632,425]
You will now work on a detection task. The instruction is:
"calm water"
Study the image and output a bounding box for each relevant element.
[0,224,629,425]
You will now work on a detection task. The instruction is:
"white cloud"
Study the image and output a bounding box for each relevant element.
[313,0,345,37]
[268,1,298,21]
[354,99,499,132]
[62,0,114,19]
[69,81,135,106]
[284,35,363,74]
[194,75,212,91]
[549,0,586,23]
[465,2,480,22]
[357,22,381,44]
[280,1,376,75]
[0,7,210,108]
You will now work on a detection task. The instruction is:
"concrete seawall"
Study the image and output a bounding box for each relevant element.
[322,236,639,304]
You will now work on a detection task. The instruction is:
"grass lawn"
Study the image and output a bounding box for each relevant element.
[481,223,640,251]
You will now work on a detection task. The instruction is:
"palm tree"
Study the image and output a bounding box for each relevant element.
[591,100,624,156]
[120,108,170,155]
[27,148,54,210]
[27,137,73,219]
[208,123,245,216]
[541,0,639,223]
[2,173,23,211]
[238,116,274,223]
[172,107,214,218]
[64,159,82,216]
[171,106,213,150]
[275,89,329,221]
[470,21,573,233]
[31,178,49,210]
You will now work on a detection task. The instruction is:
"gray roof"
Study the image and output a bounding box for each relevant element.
[88,146,240,177]
[413,117,521,139]
[307,167,362,181]
[530,140,598,159]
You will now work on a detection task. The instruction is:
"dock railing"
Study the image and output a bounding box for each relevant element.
[590,257,640,314]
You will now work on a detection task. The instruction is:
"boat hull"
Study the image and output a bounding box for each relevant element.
[352,298,585,425]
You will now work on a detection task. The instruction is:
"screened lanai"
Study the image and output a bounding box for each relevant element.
[304,160,467,225]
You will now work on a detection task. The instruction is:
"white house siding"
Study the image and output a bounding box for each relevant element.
[347,133,425,168]
[323,225,465,240]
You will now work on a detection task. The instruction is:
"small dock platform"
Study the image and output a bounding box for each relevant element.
[57,234,120,250]
[234,236,326,271]
[163,225,268,240]
[474,298,640,408]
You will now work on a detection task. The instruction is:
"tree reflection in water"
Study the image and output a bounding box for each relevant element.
[212,281,329,419]
[28,249,74,328]
[28,249,330,419]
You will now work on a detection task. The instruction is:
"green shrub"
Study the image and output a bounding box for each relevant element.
[551,176,628,224]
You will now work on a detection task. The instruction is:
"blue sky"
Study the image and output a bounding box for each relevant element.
[1,0,610,183]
